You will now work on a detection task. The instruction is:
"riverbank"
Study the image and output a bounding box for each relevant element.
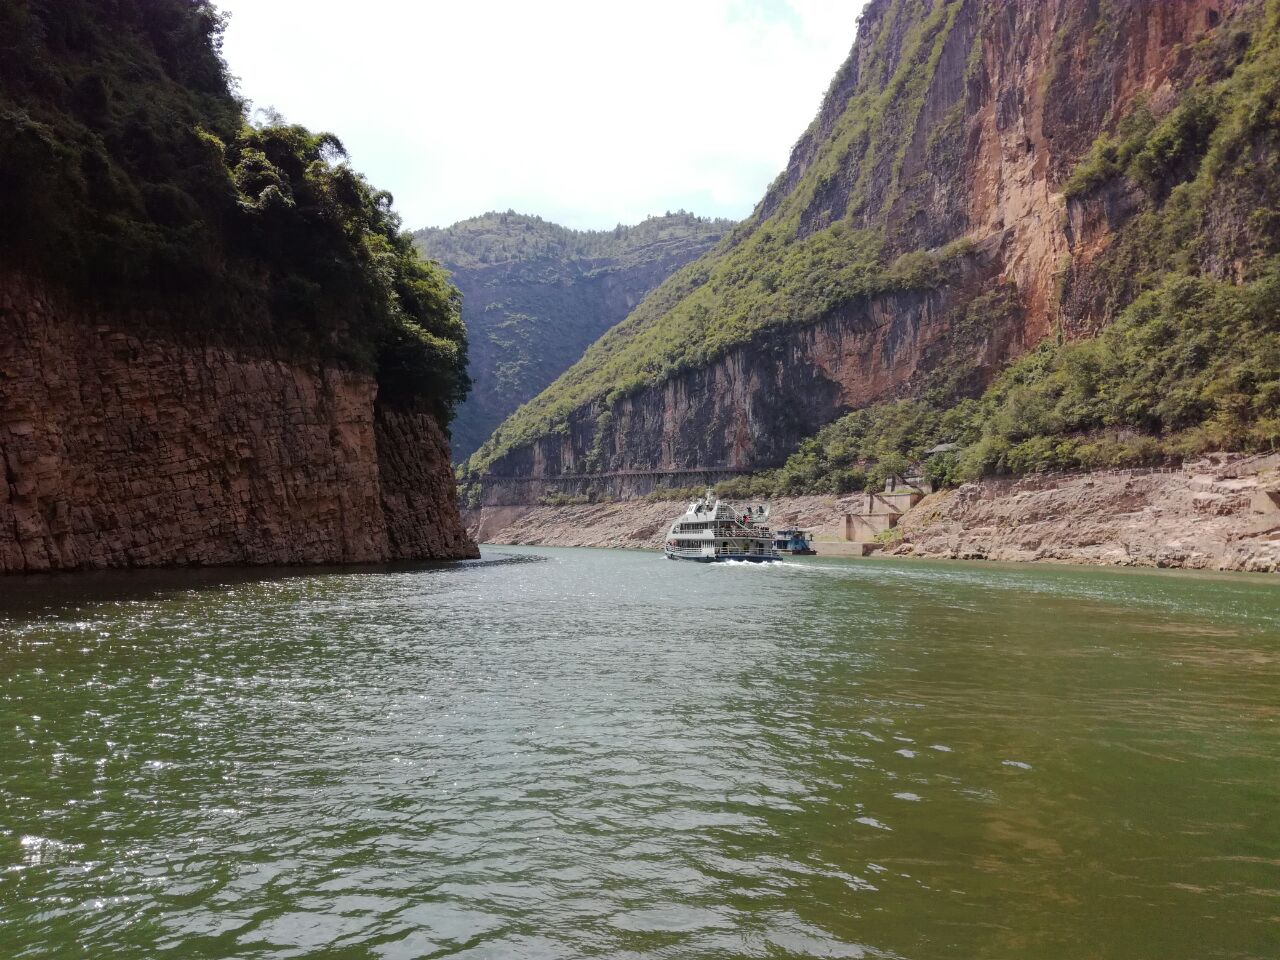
[466,454,1280,572]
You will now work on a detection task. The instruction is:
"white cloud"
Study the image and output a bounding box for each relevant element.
[215,0,868,230]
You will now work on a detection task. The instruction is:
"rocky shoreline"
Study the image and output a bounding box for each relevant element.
[466,455,1280,573]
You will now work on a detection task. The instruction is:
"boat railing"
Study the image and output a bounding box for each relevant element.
[716,519,771,535]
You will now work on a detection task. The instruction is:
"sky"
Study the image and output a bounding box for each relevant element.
[215,0,869,232]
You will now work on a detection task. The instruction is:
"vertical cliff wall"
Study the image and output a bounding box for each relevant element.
[0,277,477,572]
[480,240,1020,504]
[470,0,1265,502]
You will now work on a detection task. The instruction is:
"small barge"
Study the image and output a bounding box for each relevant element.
[774,528,817,556]
[664,490,780,562]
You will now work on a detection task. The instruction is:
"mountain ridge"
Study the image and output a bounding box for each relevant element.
[414,211,733,461]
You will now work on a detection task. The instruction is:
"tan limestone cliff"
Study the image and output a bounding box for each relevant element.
[478,0,1255,501]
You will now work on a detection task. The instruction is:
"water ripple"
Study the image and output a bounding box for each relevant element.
[1,548,1276,958]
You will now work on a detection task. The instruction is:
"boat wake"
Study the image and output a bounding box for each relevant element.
[705,558,893,578]
[707,559,804,570]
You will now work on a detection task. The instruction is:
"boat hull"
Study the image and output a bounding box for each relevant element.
[664,551,780,563]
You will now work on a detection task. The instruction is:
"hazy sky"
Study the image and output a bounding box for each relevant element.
[215,0,868,231]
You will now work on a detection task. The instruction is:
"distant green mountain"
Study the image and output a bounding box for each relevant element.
[414,211,733,461]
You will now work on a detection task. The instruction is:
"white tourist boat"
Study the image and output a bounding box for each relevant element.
[663,489,780,562]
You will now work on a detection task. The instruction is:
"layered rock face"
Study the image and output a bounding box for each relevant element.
[482,248,1016,505]
[0,278,477,572]
[477,0,1254,502]
[890,456,1280,571]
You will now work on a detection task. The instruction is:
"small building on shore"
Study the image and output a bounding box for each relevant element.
[844,475,932,543]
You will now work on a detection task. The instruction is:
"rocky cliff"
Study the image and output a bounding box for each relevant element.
[415,212,732,461]
[468,0,1274,503]
[0,276,476,572]
[476,238,1016,506]
[0,0,477,572]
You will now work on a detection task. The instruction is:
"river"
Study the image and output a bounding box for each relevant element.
[1,548,1277,958]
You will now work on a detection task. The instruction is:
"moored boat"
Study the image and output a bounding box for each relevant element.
[774,528,817,555]
[663,489,780,562]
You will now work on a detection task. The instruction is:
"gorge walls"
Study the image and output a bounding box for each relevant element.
[472,0,1261,504]
[0,277,477,572]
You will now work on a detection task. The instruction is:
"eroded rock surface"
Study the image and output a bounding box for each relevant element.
[479,0,1255,502]
[0,277,477,572]
[892,457,1280,572]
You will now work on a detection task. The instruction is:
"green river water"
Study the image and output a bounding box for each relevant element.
[1,547,1277,959]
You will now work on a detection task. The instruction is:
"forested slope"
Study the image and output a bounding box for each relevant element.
[0,0,467,422]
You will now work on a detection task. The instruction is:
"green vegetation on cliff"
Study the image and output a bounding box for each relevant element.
[730,1,1280,496]
[414,211,732,460]
[0,0,467,421]
[466,0,975,473]
[470,0,1278,492]
[722,267,1280,498]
